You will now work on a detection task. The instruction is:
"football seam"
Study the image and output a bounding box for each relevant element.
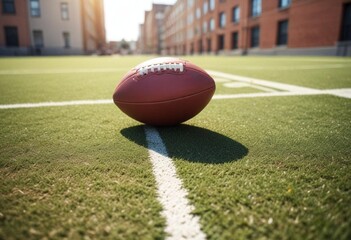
[114,66,187,93]
[114,86,215,105]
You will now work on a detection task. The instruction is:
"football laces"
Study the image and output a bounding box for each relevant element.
[138,62,184,76]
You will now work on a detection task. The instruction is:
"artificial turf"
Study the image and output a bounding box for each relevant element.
[0,106,165,239]
[0,56,350,239]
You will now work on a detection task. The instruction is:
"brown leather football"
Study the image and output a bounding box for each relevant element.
[113,57,215,126]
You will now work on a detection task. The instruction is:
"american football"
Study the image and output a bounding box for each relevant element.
[113,57,216,126]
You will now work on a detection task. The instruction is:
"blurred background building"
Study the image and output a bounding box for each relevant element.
[139,4,171,54]
[138,0,351,56]
[0,0,106,56]
[1,0,350,56]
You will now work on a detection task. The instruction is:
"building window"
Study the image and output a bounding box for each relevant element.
[232,6,240,23]
[203,21,207,33]
[232,32,238,49]
[187,28,193,39]
[218,34,225,51]
[188,0,194,8]
[196,7,201,19]
[198,39,203,53]
[279,0,291,9]
[195,25,199,35]
[277,20,288,45]
[207,38,211,53]
[63,32,70,48]
[187,13,194,25]
[4,26,19,47]
[155,12,164,20]
[219,12,226,28]
[251,26,260,47]
[251,0,261,17]
[340,3,351,41]
[30,0,40,17]
[209,18,215,31]
[203,1,208,14]
[61,2,69,20]
[33,30,44,48]
[2,0,15,14]
[209,0,215,11]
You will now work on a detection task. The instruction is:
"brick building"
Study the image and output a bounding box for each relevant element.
[139,0,351,56]
[0,0,106,56]
[164,0,187,55]
[139,4,171,54]
[80,0,106,54]
[0,0,31,55]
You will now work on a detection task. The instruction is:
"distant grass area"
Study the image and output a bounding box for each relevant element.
[0,56,146,104]
[0,56,350,239]
[187,56,351,89]
[1,56,350,104]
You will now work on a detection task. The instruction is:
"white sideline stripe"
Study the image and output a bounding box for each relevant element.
[323,88,351,99]
[0,99,113,109]
[207,70,317,92]
[223,82,278,92]
[0,68,126,75]
[144,126,206,240]
[247,84,278,93]
[213,91,324,99]
[1,88,350,110]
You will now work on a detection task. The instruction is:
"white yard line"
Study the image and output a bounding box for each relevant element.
[0,68,126,75]
[0,99,113,109]
[213,91,326,99]
[323,88,351,99]
[1,69,350,110]
[246,84,279,93]
[207,70,317,93]
[144,126,206,240]
[223,82,278,92]
[0,88,350,110]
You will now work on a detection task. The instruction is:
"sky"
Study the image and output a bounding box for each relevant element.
[104,0,177,42]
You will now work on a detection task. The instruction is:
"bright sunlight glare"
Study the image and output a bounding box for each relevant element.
[104,0,177,42]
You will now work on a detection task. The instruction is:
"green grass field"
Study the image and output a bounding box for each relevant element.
[0,56,350,239]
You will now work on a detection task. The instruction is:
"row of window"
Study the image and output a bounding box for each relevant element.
[249,20,289,48]
[1,0,69,20]
[190,0,291,30]
[190,19,289,52]
[190,0,290,22]
[3,26,71,48]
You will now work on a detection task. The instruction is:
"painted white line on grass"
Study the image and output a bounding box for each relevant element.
[213,77,230,83]
[0,68,126,75]
[323,88,351,99]
[223,82,278,92]
[144,126,206,240]
[0,88,350,110]
[212,90,327,100]
[207,70,317,92]
[0,99,113,109]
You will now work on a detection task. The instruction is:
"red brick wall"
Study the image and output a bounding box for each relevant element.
[259,1,290,48]
[159,0,348,54]
[289,0,344,48]
[0,0,30,47]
